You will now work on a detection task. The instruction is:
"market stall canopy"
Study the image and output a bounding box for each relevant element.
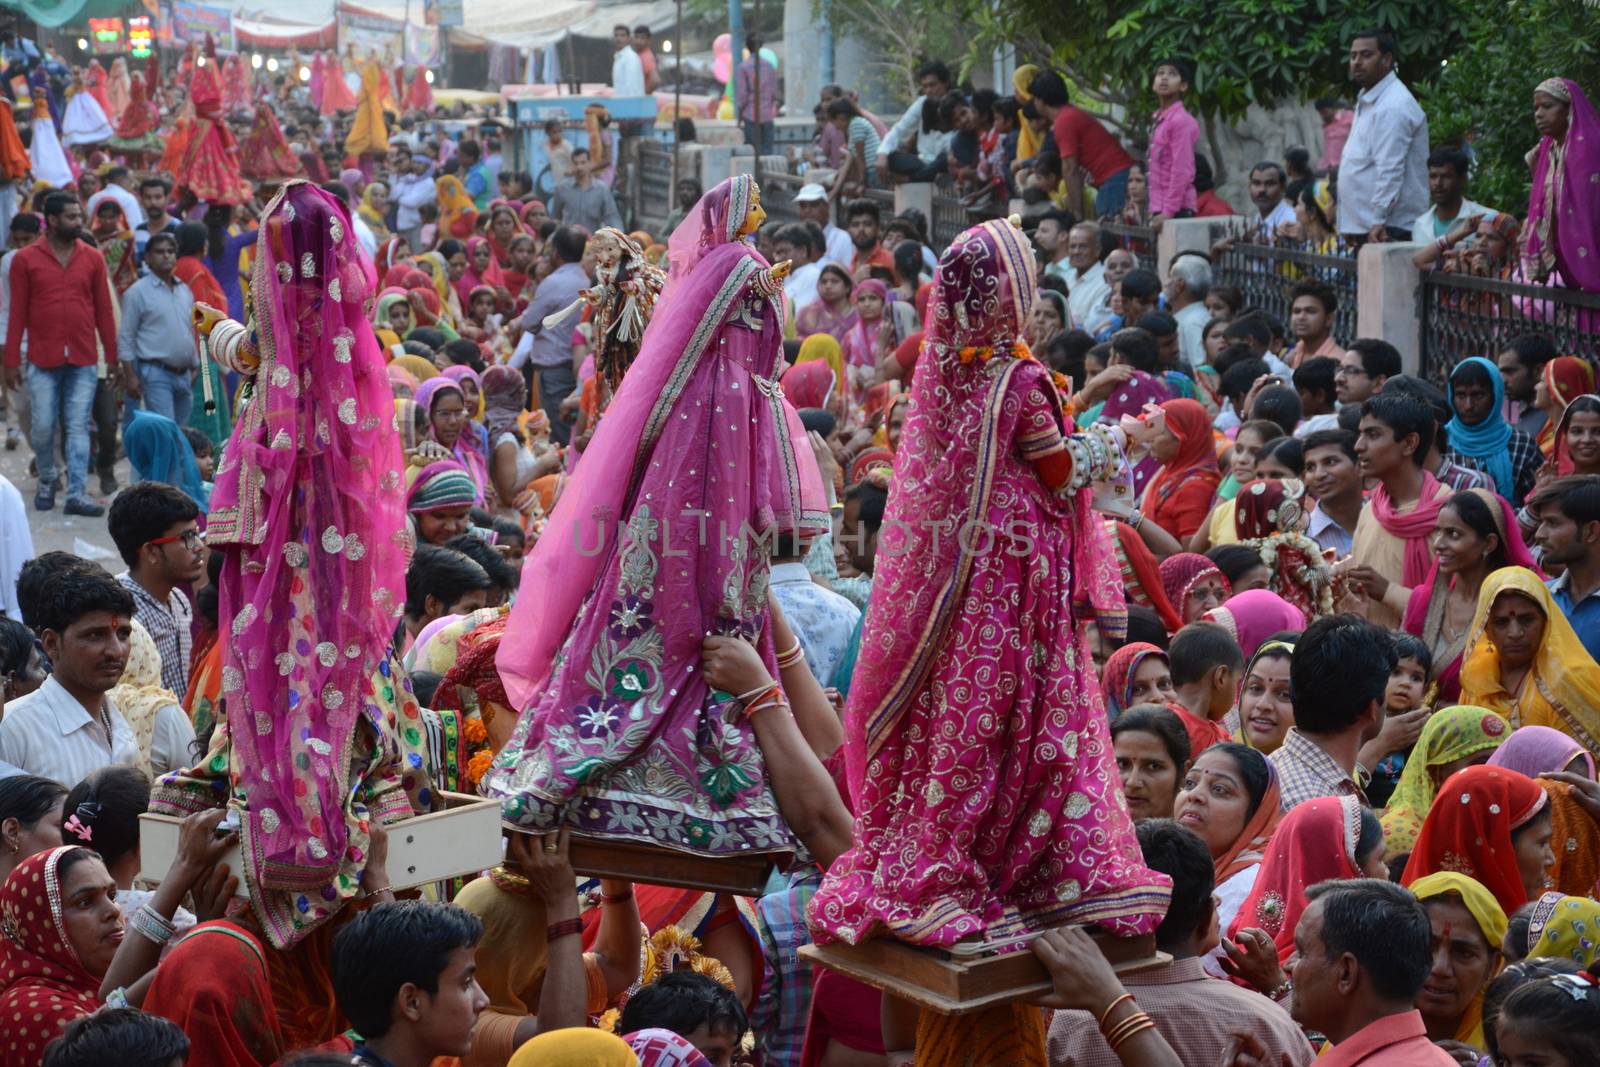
[233,15,336,49]
[0,0,125,29]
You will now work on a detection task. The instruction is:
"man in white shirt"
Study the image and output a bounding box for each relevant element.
[610,24,645,97]
[794,183,854,269]
[1061,223,1110,330]
[1033,208,1075,282]
[875,60,954,183]
[1412,146,1498,241]
[774,223,822,309]
[0,568,140,786]
[1165,254,1212,370]
[1246,162,1296,236]
[391,156,438,249]
[1336,29,1429,243]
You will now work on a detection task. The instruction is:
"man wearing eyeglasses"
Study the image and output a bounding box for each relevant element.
[106,482,204,694]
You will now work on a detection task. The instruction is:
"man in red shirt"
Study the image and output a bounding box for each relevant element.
[631,25,660,93]
[845,198,895,282]
[1,192,118,515]
[1026,69,1136,219]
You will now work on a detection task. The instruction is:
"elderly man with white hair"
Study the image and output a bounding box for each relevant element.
[1165,253,1212,369]
[1062,222,1110,328]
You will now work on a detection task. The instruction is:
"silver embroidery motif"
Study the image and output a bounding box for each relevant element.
[300,252,315,278]
[321,526,345,554]
[338,398,357,425]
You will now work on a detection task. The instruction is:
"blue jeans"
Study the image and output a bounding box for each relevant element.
[742,120,775,156]
[124,361,193,431]
[26,362,96,498]
[1094,167,1131,217]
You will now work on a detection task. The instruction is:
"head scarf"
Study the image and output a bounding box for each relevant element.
[1227,794,1362,963]
[507,1027,639,1067]
[391,353,439,383]
[1536,357,1595,458]
[124,409,210,508]
[796,332,847,394]
[1549,392,1600,476]
[629,1029,712,1066]
[781,359,835,409]
[406,461,479,514]
[0,847,106,1066]
[1488,725,1597,779]
[1409,870,1509,1049]
[1142,398,1221,511]
[1542,779,1600,898]
[1403,764,1550,914]
[1527,891,1600,969]
[374,291,412,338]
[442,364,485,419]
[1459,566,1600,753]
[142,920,284,1067]
[459,235,508,305]
[1159,553,1231,620]
[388,363,419,398]
[1523,78,1600,291]
[481,364,527,442]
[108,620,182,773]
[1202,589,1306,660]
[415,378,488,495]
[359,182,391,239]
[1380,705,1512,853]
[1211,754,1284,884]
[375,235,407,279]
[1100,642,1167,715]
[848,447,895,485]
[1446,358,1517,498]
[436,175,478,241]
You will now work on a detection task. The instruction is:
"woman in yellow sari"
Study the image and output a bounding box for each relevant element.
[1011,63,1043,164]
[1379,705,1511,853]
[436,174,478,241]
[414,250,465,324]
[1410,871,1506,1051]
[1459,566,1600,753]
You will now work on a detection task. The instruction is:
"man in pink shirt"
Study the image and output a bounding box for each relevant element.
[1317,97,1355,169]
[1283,880,1456,1067]
[631,25,660,93]
[1148,59,1199,223]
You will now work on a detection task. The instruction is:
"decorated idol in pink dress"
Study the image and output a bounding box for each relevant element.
[151,182,421,948]
[487,175,825,860]
[808,218,1169,949]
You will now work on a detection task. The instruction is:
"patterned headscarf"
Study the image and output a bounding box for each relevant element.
[1528,891,1600,968]
[1159,552,1231,622]
[0,848,107,1065]
[406,461,478,514]
[1402,764,1550,914]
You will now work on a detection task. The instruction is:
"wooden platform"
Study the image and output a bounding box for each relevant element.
[799,929,1169,1015]
[564,832,783,896]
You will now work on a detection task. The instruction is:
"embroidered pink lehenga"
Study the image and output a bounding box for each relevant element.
[487,175,825,860]
[807,219,1170,949]
[150,182,422,949]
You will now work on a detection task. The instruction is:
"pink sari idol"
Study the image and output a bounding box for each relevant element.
[150,183,417,948]
[489,175,825,859]
[808,219,1169,949]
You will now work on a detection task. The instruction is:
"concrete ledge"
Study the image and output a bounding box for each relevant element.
[894,182,934,223]
[1158,217,1238,282]
[1357,242,1428,375]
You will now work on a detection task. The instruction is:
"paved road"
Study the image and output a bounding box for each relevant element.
[1,408,128,566]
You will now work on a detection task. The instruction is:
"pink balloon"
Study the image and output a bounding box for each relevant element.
[712,33,731,56]
[712,53,732,83]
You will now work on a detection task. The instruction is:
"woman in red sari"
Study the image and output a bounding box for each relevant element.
[485,201,525,267]
[143,920,285,1067]
[1138,398,1222,541]
[0,848,119,1066]
[459,234,511,310]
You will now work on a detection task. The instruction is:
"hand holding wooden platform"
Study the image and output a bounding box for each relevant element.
[799,927,1169,1015]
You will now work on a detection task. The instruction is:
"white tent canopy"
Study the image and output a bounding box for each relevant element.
[217,0,678,50]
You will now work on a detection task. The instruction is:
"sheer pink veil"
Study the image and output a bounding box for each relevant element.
[209,181,408,902]
[1402,488,1542,635]
[840,219,1121,799]
[498,175,764,708]
[1524,78,1600,291]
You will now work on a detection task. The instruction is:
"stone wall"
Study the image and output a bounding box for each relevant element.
[1194,100,1325,213]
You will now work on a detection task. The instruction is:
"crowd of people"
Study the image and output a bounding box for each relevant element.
[0,17,1598,1067]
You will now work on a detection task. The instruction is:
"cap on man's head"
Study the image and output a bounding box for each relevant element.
[796,183,828,203]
